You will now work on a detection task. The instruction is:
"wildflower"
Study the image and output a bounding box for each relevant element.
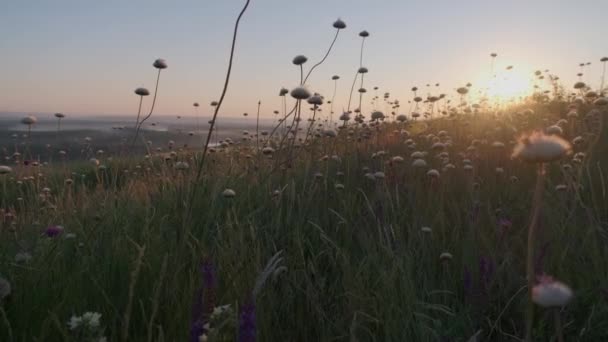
[371,111,384,120]
[595,97,608,106]
[307,94,323,105]
[427,169,440,178]
[222,189,236,198]
[439,252,453,262]
[332,18,346,29]
[412,159,427,168]
[238,299,256,342]
[153,58,168,69]
[292,55,308,65]
[290,86,311,100]
[532,275,573,307]
[511,131,572,163]
[134,87,150,96]
[457,87,468,95]
[45,225,64,238]
[81,312,102,328]
[21,115,38,125]
[0,276,10,300]
[15,252,32,263]
[67,315,83,330]
[262,147,275,155]
[0,166,12,174]
[545,125,563,135]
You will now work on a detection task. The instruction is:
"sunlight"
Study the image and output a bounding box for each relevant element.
[476,66,535,104]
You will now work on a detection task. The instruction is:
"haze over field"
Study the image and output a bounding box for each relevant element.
[1,1,608,341]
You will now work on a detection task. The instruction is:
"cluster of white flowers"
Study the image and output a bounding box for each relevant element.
[67,311,106,341]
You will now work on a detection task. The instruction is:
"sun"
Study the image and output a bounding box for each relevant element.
[475,66,535,104]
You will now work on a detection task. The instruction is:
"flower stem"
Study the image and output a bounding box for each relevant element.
[554,308,564,342]
[525,163,545,342]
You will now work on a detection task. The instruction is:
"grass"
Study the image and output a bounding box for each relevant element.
[1,99,608,341]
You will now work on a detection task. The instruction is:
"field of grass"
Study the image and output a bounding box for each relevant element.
[2,4,608,341]
[1,97,608,341]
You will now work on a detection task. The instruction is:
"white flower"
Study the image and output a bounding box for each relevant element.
[15,252,32,263]
[222,189,236,198]
[0,277,10,299]
[412,159,427,168]
[82,312,102,328]
[21,116,38,125]
[512,131,572,163]
[0,166,12,175]
[67,315,83,330]
[532,276,573,307]
[439,252,453,261]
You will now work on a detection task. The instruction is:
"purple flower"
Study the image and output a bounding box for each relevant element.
[463,266,472,297]
[238,299,256,342]
[44,225,64,238]
[479,256,495,289]
[189,259,217,342]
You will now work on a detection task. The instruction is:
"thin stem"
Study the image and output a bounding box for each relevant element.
[132,69,162,148]
[554,309,564,342]
[359,37,366,67]
[256,100,261,152]
[525,163,545,342]
[347,72,359,112]
[601,62,606,96]
[192,0,251,186]
[303,29,340,84]
[330,79,338,127]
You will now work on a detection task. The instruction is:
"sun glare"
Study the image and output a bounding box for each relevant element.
[476,67,535,104]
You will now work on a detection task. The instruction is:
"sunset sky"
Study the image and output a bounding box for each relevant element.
[1,0,607,118]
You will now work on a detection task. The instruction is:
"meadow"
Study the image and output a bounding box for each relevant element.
[1,5,608,342]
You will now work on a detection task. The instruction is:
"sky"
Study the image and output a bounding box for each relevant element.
[1,0,607,119]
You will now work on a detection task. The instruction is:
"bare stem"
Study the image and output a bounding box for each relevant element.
[525,163,545,342]
[192,0,251,186]
[303,29,340,84]
[554,308,564,342]
[132,69,162,149]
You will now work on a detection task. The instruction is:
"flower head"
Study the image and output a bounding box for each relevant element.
[532,275,573,307]
[45,225,64,237]
[511,131,572,163]
[292,55,308,66]
[153,58,168,69]
[222,189,236,198]
[135,87,150,96]
[21,116,38,125]
[290,86,311,100]
[332,18,346,29]
[0,276,10,300]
